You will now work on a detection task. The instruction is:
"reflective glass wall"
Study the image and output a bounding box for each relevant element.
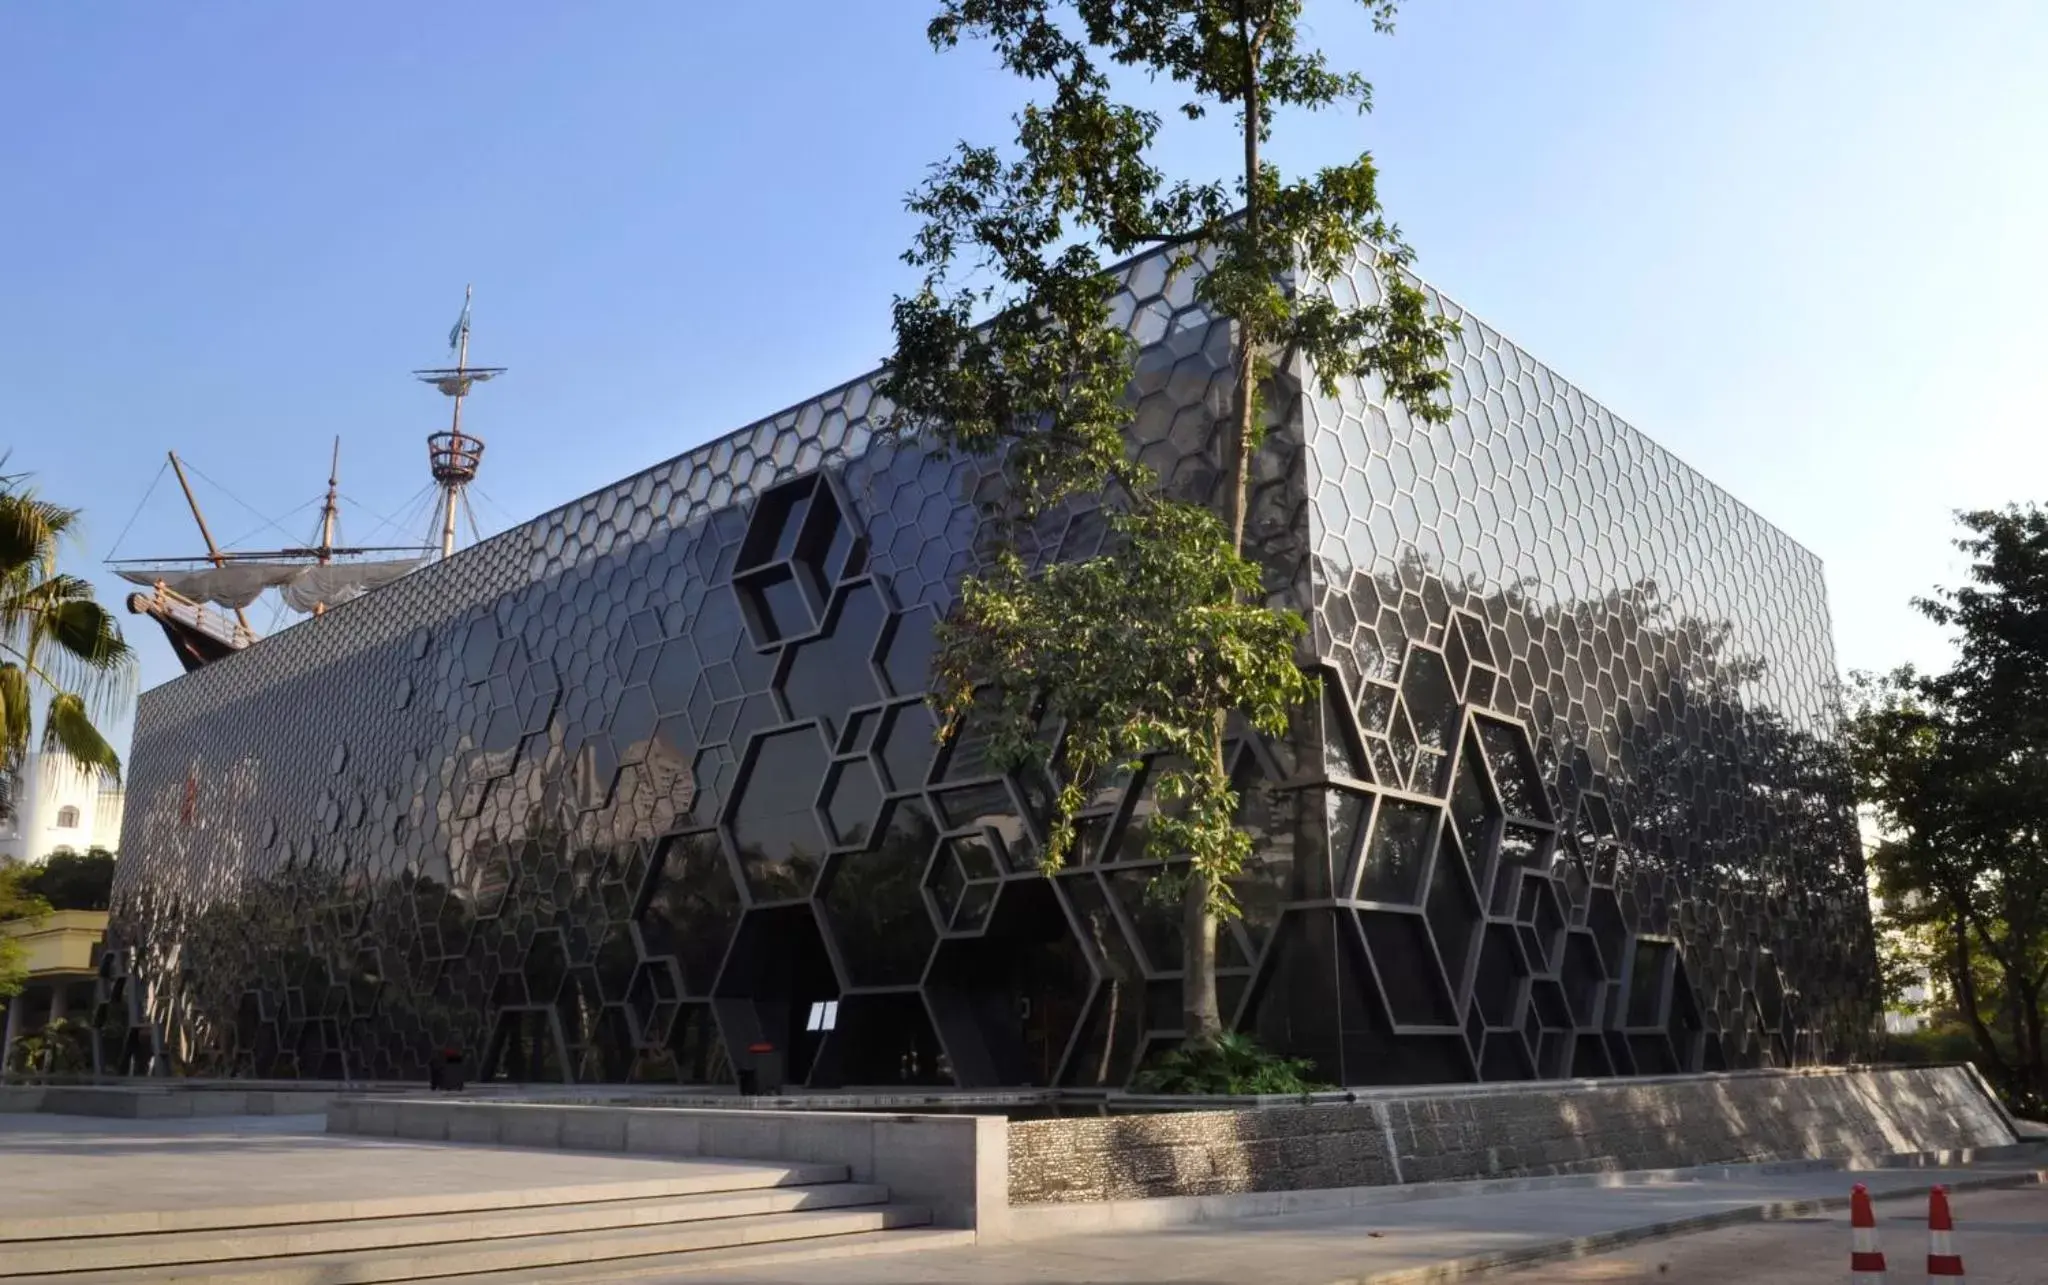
[99,243,1875,1086]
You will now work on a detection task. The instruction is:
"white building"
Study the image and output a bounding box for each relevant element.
[1860,805,1932,1035]
[0,752,125,865]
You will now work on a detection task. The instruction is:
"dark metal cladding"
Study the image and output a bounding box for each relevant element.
[95,243,1876,1087]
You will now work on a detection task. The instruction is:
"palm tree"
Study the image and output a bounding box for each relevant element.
[0,461,134,817]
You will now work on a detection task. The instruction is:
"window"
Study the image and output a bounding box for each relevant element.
[55,806,79,829]
[804,1000,838,1032]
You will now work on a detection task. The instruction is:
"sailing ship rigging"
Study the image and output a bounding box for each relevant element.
[112,288,507,674]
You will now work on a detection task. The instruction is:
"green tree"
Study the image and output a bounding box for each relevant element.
[23,846,117,912]
[1845,506,2048,1116]
[1,861,53,1002]
[0,464,134,807]
[883,0,1455,1052]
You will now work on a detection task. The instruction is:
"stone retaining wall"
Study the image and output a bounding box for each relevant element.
[1007,1065,2015,1204]
[0,1085,337,1117]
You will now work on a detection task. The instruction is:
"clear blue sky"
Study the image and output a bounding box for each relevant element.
[4,1,2045,755]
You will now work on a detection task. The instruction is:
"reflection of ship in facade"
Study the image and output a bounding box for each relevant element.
[111,289,504,673]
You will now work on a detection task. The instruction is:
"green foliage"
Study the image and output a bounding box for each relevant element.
[1129,1030,1328,1095]
[0,462,133,804]
[930,504,1312,921]
[23,846,117,912]
[1877,1022,1986,1070]
[5,1016,91,1077]
[885,1,1452,1047]
[0,861,52,1001]
[1847,505,2048,1118]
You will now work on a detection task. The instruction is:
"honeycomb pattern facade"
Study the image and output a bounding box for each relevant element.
[97,242,1875,1087]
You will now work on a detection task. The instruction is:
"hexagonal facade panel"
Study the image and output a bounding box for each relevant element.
[96,237,1874,1088]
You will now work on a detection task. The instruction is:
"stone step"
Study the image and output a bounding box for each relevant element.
[0,1161,849,1241]
[419,1226,979,1283]
[0,1182,892,1276]
[0,1205,934,1285]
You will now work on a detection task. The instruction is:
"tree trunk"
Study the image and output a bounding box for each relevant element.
[1182,827,1224,1048]
[1179,14,1266,1053]
[1950,911,2014,1091]
[2016,972,2045,1110]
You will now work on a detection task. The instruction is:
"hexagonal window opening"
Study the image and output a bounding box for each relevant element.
[874,700,940,793]
[711,904,841,1089]
[775,580,889,737]
[819,756,886,849]
[1355,908,1459,1029]
[819,796,940,988]
[1473,715,1551,823]
[805,992,951,1088]
[479,1007,571,1083]
[875,603,939,698]
[925,880,1097,1087]
[634,830,745,999]
[924,829,1005,936]
[1354,796,1436,906]
[723,726,833,902]
[733,474,867,651]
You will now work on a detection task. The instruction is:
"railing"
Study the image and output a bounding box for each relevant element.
[130,584,258,649]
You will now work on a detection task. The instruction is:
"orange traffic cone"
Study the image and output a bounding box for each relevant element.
[1927,1184,1966,1280]
[1851,1182,1888,1282]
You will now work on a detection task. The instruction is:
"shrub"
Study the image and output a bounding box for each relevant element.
[1129,1031,1330,1096]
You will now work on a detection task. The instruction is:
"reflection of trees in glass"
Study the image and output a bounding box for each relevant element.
[730,841,815,904]
[822,799,937,987]
[638,830,742,997]
[1320,548,1874,1062]
[118,848,502,1078]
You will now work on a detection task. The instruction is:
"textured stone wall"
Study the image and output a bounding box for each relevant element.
[1008,1102,1399,1204]
[1006,1065,2013,1204]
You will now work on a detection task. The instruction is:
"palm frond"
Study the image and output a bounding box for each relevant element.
[0,663,32,781]
[0,573,138,723]
[32,592,134,671]
[0,488,80,581]
[41,690,123,785]
[0,477,136,788]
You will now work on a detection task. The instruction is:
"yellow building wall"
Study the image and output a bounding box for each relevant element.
[2,909,108,977]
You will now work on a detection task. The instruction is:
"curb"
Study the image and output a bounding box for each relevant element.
[1330,1168,2048,1284]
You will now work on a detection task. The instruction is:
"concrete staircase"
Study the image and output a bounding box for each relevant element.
[0,1159,965,1283]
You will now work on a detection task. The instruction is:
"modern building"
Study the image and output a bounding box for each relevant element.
[1,752,125,866]
[97,241,1877,1086]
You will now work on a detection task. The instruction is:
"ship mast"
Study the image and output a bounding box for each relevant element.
[313,437,341,616]
[415,284,503,561]
[167,450,251,635]
[111,292,502,674]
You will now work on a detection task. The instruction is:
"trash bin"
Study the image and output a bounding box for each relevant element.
[430,1046,466,1092]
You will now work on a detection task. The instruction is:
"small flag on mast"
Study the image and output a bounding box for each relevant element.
[448,285,473,353]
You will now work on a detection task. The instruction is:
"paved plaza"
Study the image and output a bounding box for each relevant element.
[1496,1184,2048,1284]
[0,1112,846,1233]
[664,1164,2046,1283]
[1,1111,2041,1283]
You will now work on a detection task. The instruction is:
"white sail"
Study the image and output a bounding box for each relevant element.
[119,558,423,613]
[277,560,423,612]
[118,563,303,609]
